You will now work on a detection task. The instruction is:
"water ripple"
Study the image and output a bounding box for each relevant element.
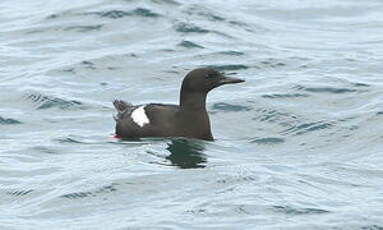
[185,6,226,22]
[63,25,103,32]
[250,137,285,145]
[175,22,209,33]
[218,51,244,56]
[5,189,34,197]
[252,108,298,124]
[92,8,161,19]
[281,120,335,136]
[25,93,85,110]
[295,85,359,94]
[177,40,204,49]
[60,184,118,200]
[361,225,383,230]
[272,205,330,215]
[54,137,83,144]
[0,116,22,125]
[262,93,310,99]
[206,64,249,71]
[1,0,383,228]
[212,102,252,112]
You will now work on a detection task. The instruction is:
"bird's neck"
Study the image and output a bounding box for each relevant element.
[180,91,207,110]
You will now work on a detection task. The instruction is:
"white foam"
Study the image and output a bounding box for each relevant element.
[131,106,150,127]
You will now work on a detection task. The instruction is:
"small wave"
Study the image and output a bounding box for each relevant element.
[218,51,244,56]
[61,184,118,200]
[92,8,160,19]
[131,8,161,17]
[272,205,329,215]
[250,137,285,145]
[360,225,383,230]
[199,12,225,22]
[63,25,103,32]
[55,137,83,144]
[45,11,75,20]
[175,22,209,33]
[152,0,180,5]
[206,64,249,71]
[186,6,226,22]
[259,58,287,69]
[262,93,310,99]
[0,116,22,125]
[32,146,57,154]
[5,189,34,197]
[228,20,249,27]
[212,102,252,112]
[61,68,76,73]
[25,93,85,110]
[252,108,298,124]
[228,20,253,32]
[281,120,335,136]
[46,14,60,20]
[261,61,286,67]
[61,192,93,199]
[216,175,257,184]
[81,60,96,69]
[177,40,204,49]
[353,82,370,88]
[295,85,358,94]
[305,87,357,94]
[253,107,338,136]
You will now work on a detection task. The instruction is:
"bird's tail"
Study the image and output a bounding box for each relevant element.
[113,99,133,121]
[113,99,132,112]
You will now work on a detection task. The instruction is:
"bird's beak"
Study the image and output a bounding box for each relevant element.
[218,75,245,85]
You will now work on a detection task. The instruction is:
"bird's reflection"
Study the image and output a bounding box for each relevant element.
[166,138,207,169]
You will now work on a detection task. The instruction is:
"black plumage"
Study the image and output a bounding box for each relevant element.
[113,68,244,140]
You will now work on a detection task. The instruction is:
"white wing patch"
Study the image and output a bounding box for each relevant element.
[131,106,150,127]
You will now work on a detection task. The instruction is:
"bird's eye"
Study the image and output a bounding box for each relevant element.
[205,73,216,79]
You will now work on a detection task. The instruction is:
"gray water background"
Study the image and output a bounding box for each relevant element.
[1,0,383,229]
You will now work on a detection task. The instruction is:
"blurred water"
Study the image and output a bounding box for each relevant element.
[1,0,383,229]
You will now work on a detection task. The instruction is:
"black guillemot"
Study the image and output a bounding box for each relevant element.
[113,68,244,141]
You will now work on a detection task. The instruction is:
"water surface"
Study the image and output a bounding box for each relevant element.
[1,0,383,229]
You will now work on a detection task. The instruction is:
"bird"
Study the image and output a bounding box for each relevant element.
[113,68,244,141]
